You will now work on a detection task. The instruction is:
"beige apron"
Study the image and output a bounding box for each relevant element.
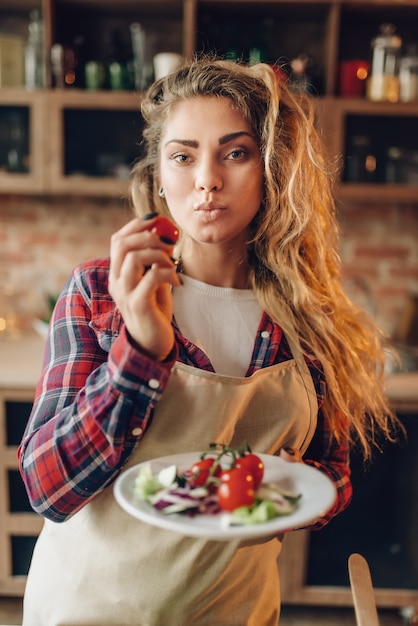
[23,342,317,626]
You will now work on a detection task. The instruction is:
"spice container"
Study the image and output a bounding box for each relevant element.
[84,60,106,90]
[385,147,407,184]
[367,24,402,102]
[399,45,418,102]
[345,135,376,183]
[405,151,418,185]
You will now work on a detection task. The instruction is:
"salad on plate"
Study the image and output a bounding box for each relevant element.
[133,443,301,527]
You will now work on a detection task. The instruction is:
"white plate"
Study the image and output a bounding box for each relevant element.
[114,452,337,541]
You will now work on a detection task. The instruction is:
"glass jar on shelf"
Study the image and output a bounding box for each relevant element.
[367,24,402,103]
[24,9,46,89]
[344,134,377,183]
[399,45,418,103]
[405,150,418,185]
[385,146,407,184]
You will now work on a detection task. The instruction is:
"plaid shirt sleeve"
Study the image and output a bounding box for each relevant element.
[303,412,352,530]
[298,352,352,529]
[18,259,177,522]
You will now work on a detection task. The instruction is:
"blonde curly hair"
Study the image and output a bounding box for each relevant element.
[129,56,401,459]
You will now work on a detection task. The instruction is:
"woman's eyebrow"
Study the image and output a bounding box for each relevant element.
[164,139,199,148]
[219,131,255,145]
[164,131,255,149]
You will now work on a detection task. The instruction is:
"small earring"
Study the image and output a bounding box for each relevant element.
[158,187,165,198]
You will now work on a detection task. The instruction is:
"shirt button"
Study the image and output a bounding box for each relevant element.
[132,427,143,437]
[261,331,270,339]
[148,378,160,389]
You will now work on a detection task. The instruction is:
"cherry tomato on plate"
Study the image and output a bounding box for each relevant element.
[233,453,264,489]
[217,467,255,512]
[145,216,180,245]
[189,457,221,489]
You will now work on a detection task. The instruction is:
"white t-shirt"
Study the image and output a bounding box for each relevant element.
[173,274,263,377]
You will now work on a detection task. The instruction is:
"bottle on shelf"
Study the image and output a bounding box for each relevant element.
[405,151,418,185]
[289,54,314,94]
[344,134,377,183]
[6,111,28,173]
[105,29,132,91]
[367,23,402,103]
[248,47,267,66]
[130,23,147,91]
[385,146,407,184]
[24,9,46,89]
[399,45,418,103]
[50,36,84,89]
[405,150,418,185]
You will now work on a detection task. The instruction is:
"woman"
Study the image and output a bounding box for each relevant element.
[19,57,399,625]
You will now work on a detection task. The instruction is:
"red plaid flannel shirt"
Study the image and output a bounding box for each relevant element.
[18,258,352,527]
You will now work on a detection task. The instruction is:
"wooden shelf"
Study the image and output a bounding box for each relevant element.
[337,183,418,204]
[1,1,417,199]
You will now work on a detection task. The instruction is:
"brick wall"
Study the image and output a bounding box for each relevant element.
[0,195,132,322]
[339,201,418,336]
[1,195,417,337]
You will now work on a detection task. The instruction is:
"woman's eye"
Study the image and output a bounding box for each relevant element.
[227,148,249,160]
[172,153,190,164]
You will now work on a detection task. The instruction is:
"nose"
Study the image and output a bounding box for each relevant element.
[195,158,223,193]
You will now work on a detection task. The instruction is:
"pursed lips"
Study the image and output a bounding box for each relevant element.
[194,201,226,212]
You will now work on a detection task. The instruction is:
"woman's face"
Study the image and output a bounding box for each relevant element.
[158,96,264,247]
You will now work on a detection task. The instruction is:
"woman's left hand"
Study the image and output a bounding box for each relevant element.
[280,447,303,463]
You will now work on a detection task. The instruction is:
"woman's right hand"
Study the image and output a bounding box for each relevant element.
[108,216,182,361]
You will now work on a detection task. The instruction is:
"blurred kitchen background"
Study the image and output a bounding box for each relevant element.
[0,1,416,346]
[0,1,417,624]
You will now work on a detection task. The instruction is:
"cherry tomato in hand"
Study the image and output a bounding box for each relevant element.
[217,468,255,511]
[189,458,221,488]
[145,216,179,245]
[233,453,264,489]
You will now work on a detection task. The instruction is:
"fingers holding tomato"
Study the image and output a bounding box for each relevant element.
[144,215,180,245]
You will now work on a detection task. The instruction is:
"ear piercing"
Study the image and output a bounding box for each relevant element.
[158,187,165,198]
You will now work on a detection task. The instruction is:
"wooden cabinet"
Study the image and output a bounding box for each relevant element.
[318,97,418,204]
[0,0,418,199]
[0,332,45,595]
[0,89,47,193]
[279,401,418,610]
[46,89,143,196]
[0,389,43,596]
